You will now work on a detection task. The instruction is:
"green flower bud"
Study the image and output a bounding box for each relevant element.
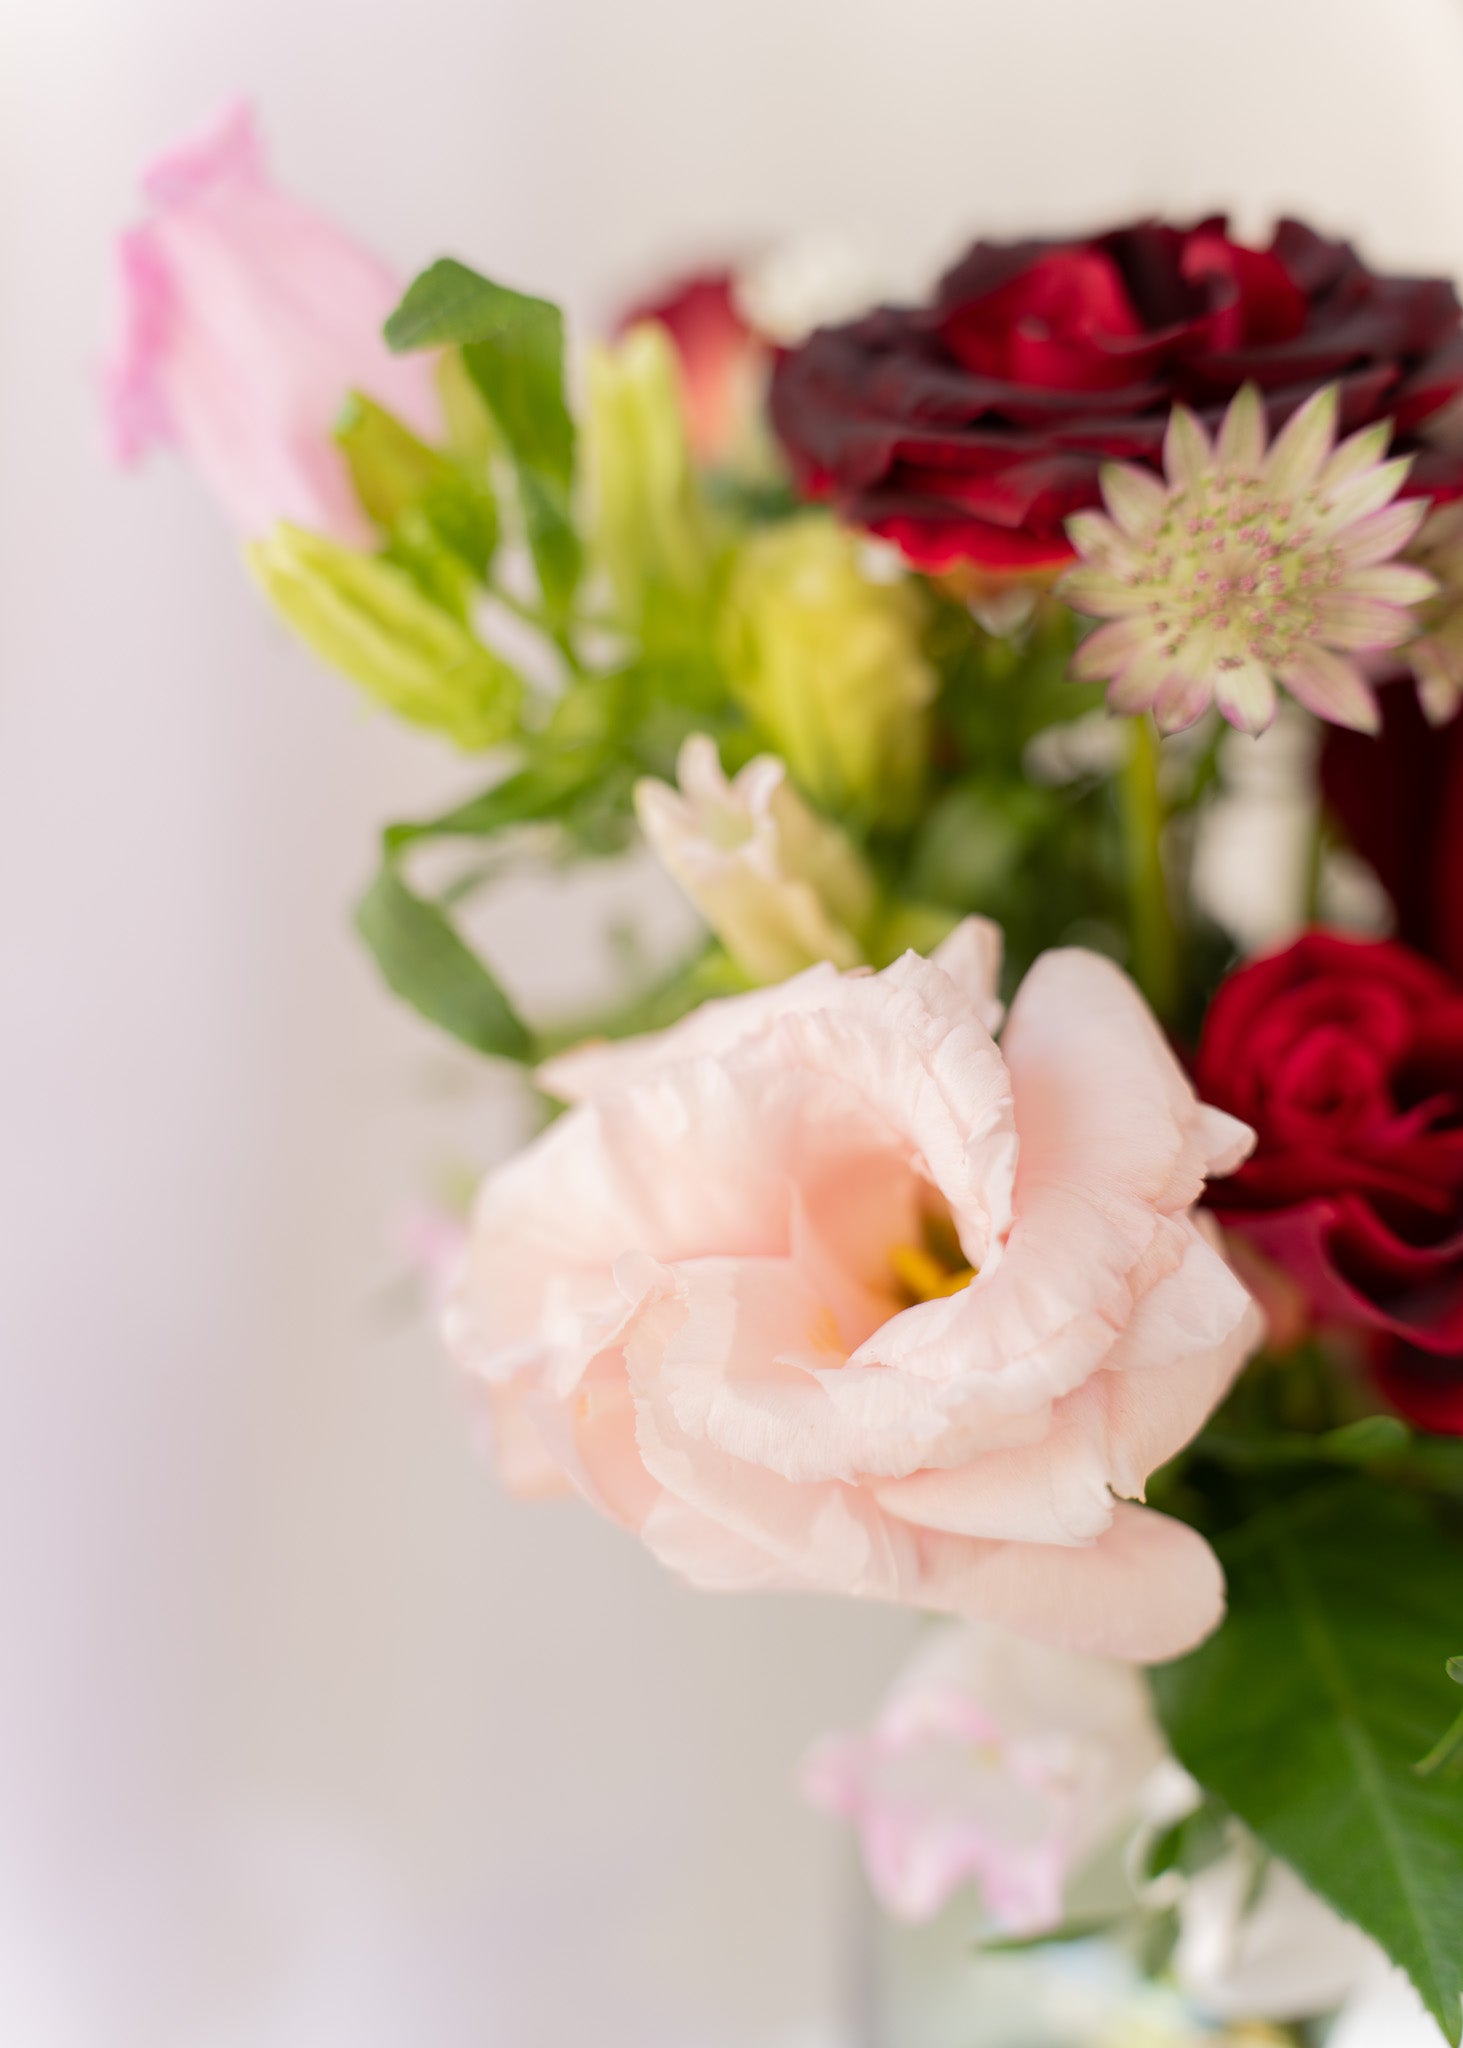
[718,514,935,823]
[248,524,520,750]
[585,322,710,625]
[335,392,498,589]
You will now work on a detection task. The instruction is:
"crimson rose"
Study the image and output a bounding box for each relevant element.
[770,219,1463,574]
[1195,932,1463,1432]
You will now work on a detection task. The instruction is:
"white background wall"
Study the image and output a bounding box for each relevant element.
[5,2,1463,2043]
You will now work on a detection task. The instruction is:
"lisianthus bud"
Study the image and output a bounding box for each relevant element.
[635,735,874,983]
[105,100,441,542]
[718,514,935,822]
[585,322,710,626]
[249,526,519,749]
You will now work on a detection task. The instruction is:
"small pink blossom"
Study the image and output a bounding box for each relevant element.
[447,922,1262,1662]
[105,101,441,541]
[801,1620,1164,1930]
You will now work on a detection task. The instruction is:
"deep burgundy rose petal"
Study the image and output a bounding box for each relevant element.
[1370,1336,1463,1433]
[1322,690,1449,955]
[864,508,1077,572]
[939,247,1147,386]
[1222,1198,1463,1352]
[770,215,1463,569]
[1180,227,1308,348]
[893,451,1098,529]
[1100,222,1203,329]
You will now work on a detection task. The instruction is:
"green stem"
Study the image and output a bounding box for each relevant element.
[1119,717,1182,1025]
[1414,1705,1463,1780]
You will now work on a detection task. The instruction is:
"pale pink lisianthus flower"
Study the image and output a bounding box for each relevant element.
[801,1619,1164,1930]
[105,100,441,541]
[447,922,1262,1660]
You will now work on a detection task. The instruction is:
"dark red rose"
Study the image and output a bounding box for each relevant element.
[1195,931,1463,1431]
[1320,682,1463,982]
[770,219,1463,574]
[619,269,762,468]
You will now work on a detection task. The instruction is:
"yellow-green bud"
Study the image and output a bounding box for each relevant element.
[718,514,935,822]
[585,322,710,624]
[335,392,450,530]
[248,524,519,750]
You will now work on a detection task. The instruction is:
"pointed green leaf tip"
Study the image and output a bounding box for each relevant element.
[355,865,530,1062]
[384,258,573,486]
[1151,1484,1463,2043]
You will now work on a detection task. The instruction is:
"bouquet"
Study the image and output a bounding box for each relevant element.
[110,102,1463,2045]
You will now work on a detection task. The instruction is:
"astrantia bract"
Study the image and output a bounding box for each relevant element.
[1060,384,1437,735]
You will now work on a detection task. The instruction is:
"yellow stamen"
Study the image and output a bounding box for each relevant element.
[890,1243,975,1304]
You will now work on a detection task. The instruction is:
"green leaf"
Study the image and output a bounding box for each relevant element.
[386,259,573,484]
[1152,1483,1463,2041]
[385,258,579,623]
[358,753,630,1058]
[355,865,530,1062]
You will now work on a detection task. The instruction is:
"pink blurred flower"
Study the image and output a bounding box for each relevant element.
[621,270,765,469]
[447,921,1262,1662]
[105,100,441,540]
[801,1620,1164,1929]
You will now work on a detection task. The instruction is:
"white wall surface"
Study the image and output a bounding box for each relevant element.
[4,2,1463,2042]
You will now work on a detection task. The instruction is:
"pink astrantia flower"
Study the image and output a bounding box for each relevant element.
[105,100,441,541]
[446,922,1262,1662]
[1061,384,1436,736]
[801,1620,1164,1929]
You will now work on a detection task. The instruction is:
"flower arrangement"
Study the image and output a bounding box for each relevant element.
[112,102,1463,2046]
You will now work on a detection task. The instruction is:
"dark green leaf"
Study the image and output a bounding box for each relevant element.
[385,260,578,621]
[355,864,530,1061]
[385,259,573,486]
[357,754,641,1057]
[1152,1483,1463,2042]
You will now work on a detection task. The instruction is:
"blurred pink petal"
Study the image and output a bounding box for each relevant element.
[801,1620,1164,1929]
[620,269,764,468]
[105,100,441,540]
